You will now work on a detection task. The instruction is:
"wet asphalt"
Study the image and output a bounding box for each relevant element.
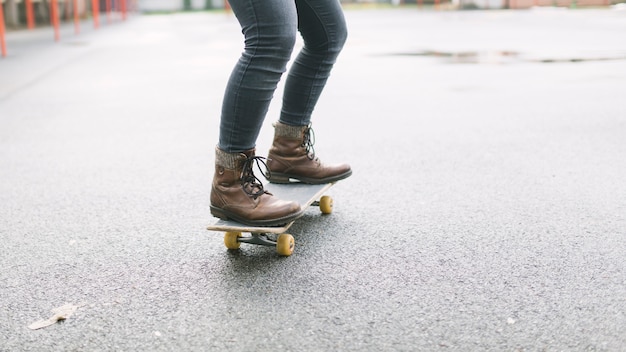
[1,7,625,351]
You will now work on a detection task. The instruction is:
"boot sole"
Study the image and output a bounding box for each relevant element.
[210,206,304,227]
[268,169,352,184]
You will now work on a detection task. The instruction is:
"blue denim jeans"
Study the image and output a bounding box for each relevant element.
[218,0,347,152]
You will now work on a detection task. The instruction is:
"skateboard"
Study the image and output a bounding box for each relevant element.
[207,182,335,256]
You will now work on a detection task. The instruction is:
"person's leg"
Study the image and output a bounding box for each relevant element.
[267,0,352,184]
[279,0,348,126]
[211,0,303,225]
[218,0,298,152]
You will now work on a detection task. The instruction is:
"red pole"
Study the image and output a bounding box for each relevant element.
[0,1,7,58]
[91,0,100,28]
[121,0,127,21]
[74,0,80,34]
[25,0,35,29]
[51,0,61,42]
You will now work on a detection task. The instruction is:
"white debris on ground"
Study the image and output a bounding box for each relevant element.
[28,303,81,330]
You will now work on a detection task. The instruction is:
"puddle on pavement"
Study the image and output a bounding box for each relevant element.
[389,50,626,64]
[398,50,519,64]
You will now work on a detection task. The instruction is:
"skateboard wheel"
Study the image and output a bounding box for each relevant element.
[224,232,242,250]
[276,234,295,256]
[319,196,333,214]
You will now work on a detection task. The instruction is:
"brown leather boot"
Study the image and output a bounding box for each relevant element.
[210,147,303,226]
[267,122,352,184]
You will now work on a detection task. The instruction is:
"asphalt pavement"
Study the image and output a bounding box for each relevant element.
[1,6,625,351]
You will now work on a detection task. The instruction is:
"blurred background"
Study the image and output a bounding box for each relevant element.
[1,0,625,33]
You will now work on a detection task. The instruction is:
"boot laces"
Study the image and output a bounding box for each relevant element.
[303,125,317,161]
[241,156,271,199]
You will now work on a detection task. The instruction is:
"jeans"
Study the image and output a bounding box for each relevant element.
[218,0,348,152]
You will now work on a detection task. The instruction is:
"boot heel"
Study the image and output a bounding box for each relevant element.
[210,207,229,220]
[268,173,291,184]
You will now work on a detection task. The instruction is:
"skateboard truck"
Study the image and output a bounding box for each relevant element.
[224,232,296,256]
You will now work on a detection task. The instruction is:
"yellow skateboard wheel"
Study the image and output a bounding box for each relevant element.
[319,195,333,214]
[276,234,295,256]
[224,232,242,250]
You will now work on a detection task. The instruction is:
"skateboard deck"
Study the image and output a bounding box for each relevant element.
[207,182,335,256]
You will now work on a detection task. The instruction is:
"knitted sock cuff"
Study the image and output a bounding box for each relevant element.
[274,121,307,139]
[215,147,242,169]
